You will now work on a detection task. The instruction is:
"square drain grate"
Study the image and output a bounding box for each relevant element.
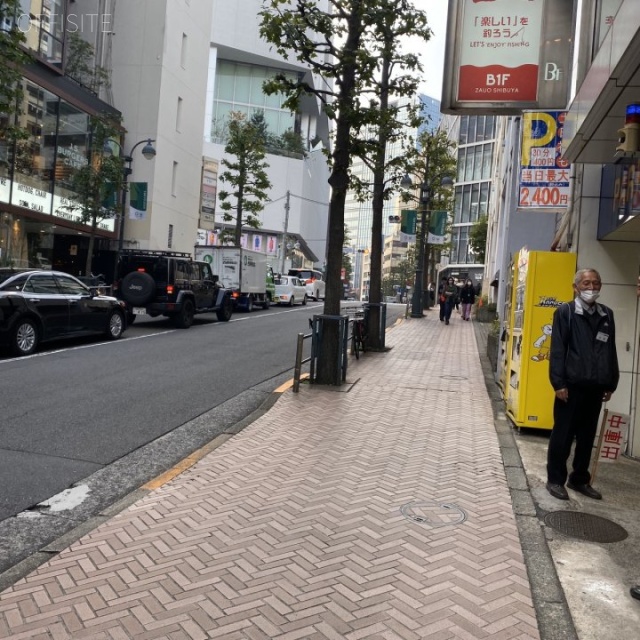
[544,511,628,543]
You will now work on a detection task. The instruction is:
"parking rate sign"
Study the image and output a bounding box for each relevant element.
[518,111,571,211]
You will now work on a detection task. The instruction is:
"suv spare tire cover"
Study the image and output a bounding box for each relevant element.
[120,271,156,306]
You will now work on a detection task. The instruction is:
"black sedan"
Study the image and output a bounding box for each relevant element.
[0,270,126,356]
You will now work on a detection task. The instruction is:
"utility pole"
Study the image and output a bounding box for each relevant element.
[280,190,290,274]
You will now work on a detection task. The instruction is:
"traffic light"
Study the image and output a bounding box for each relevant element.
[388,215,400,223]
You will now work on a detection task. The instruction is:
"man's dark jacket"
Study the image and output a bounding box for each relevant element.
[549,299,619,392]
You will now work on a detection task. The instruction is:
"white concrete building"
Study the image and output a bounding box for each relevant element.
[83,0,330,268]
[106,0,214,254]
[201,0,331,270]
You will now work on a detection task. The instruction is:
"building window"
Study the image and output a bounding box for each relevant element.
[459,116,468,145]
[176,97,183,132]
[453,182,491,225]
[172,161,178,196]
[457,148,466,182]
[211,60,299,144]
[181,33,187,68]
[594,0,623,55]
[9,0,65,66]
[9,82,63,215]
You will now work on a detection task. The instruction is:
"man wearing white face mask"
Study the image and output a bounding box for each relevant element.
[545,268,619,501]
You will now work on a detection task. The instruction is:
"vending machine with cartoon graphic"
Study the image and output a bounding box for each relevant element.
[498,259,515,397]
[504,249,576,430]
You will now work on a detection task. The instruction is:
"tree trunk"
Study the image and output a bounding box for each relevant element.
[85,214,97,276]
[234,176,245,246]
[367,33,391,351]
[315,1,363,385]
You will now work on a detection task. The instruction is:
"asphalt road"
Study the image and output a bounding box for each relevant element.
[0,301,405,579]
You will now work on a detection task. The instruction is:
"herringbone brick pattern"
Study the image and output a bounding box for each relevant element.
[0,315,540,639]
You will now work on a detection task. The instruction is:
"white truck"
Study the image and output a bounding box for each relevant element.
[194,246,275,311]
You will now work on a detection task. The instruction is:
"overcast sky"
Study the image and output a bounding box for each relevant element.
[410,1,449,101]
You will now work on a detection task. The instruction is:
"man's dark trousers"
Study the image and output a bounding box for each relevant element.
[547,385,604,486]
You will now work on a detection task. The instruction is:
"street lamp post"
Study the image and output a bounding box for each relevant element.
[411,183,431,317]
[401,173,454,318]
[118,139,156,252]
[105,138,157,253]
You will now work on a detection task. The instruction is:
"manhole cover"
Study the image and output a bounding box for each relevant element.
[544,511,628,543]
[400,500,467,527]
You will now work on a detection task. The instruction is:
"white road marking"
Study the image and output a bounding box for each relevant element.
[36,484,91,512]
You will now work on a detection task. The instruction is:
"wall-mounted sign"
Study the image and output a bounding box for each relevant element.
[442,0,575,114]
[428,211,448,245]
[129,182,148,220]
[200,157,218,230]
[518,111,571,211]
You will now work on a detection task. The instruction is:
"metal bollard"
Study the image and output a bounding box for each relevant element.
[293,332,305,392]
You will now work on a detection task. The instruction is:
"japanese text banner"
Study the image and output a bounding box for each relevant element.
[518,111,571,210]
[457,0,543,103]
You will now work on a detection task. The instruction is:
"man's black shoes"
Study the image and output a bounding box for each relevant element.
[630,586,640,601]
[546,482,569,500]
[567,482,602,500]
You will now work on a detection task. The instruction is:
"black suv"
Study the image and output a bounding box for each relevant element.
[113,250,233,328]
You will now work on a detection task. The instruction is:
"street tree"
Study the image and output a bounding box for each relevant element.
[348,1,431,349]
[56,115,125,276]
[401,129,456,303]
[65,33,111,94]
[218,112,272,246]
[260,0,429,382]
[0,0,29,146]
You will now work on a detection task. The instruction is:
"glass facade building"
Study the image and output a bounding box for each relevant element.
[1,3,120,275]
[444,115,496,281]
[211,60,300,145]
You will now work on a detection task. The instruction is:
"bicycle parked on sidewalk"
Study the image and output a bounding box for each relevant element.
[345,308,368,359]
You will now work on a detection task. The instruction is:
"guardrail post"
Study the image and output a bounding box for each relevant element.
[293,332,305,393]
[311,314,348,386]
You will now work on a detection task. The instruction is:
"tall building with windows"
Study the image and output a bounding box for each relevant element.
[201,0,331,271]
[438,114,497,290]
[0,0,122,275]
[1,1,331,276]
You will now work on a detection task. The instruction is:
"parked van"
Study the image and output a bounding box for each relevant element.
[288,268,325,301]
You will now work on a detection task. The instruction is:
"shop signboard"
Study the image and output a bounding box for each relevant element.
[442,0,575,114]
[518,111,571,211]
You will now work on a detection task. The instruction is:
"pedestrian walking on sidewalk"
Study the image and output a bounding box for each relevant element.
[546,268,619,501]
[438,277,448,322]
[441,277,458,325]
[459,279,476,320]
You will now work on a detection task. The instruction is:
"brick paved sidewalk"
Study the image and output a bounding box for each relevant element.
[0,314,540,639]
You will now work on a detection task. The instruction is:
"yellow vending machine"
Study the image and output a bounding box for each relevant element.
[498,259,515,398]
[505,249,576,430]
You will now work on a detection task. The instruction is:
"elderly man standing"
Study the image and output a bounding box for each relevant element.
[546,268,619,501]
